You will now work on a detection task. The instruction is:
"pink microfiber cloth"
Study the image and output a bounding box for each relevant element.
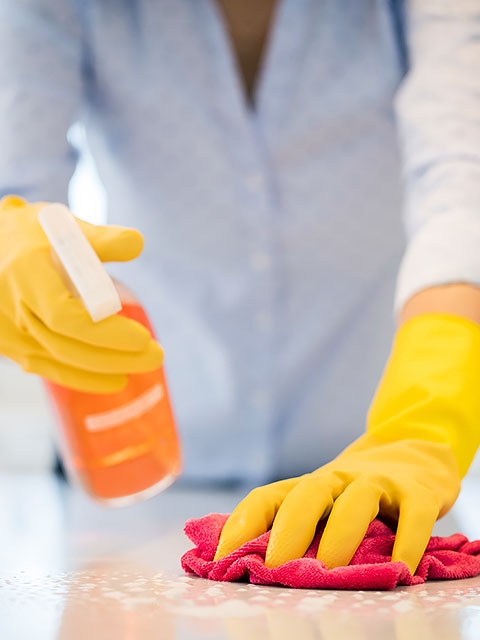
[181,513,480,590]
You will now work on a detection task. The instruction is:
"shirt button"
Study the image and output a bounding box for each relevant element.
[256,311,273,330]
[250,251,271,272]
[245,173,264,192]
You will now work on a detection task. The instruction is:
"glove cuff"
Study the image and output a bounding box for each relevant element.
[367,313,480,477]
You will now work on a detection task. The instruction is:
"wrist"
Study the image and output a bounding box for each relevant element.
[400,284,480,327]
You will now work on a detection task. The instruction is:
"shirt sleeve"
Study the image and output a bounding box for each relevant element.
[0,0,83,204]
[394,0,480,313]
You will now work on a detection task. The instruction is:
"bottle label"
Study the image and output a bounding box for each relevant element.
[84,384,164,432]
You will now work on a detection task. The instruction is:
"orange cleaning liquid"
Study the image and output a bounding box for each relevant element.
[45,295,182,505]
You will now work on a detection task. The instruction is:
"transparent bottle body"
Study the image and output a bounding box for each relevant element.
[44,284,182,506]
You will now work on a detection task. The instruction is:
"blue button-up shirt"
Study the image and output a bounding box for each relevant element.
[1,0,480,483]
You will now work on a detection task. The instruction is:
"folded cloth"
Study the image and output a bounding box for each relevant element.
[181,513,480,590]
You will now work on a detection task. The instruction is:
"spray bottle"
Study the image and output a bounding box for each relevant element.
[39,204,182,506]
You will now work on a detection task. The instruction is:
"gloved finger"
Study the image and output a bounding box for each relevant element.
[0,309,46,365]
[265,473,342,568]
[76,219,144,263]
[214,478,300,560]
[19,252,152,351]
[2,300,157,389]
[316,480,381,569]
[25,311,163,375]
[23,354,128,393]
[391,499,439,575]
[0,195,27,213]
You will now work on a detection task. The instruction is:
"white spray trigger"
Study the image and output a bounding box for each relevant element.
[38,204,122,322]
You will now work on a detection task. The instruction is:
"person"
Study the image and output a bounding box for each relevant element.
[1,0,479,576]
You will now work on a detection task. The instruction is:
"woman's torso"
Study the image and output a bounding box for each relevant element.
[80,0,407,483]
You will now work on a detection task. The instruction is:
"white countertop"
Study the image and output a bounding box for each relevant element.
[1,473,480,640]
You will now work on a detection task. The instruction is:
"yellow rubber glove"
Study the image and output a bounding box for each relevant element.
[215,313,480,574]
[0,196,163,392]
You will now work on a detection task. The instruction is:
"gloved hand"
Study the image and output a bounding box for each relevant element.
[0,195,163,392]
[215,313,480,574]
